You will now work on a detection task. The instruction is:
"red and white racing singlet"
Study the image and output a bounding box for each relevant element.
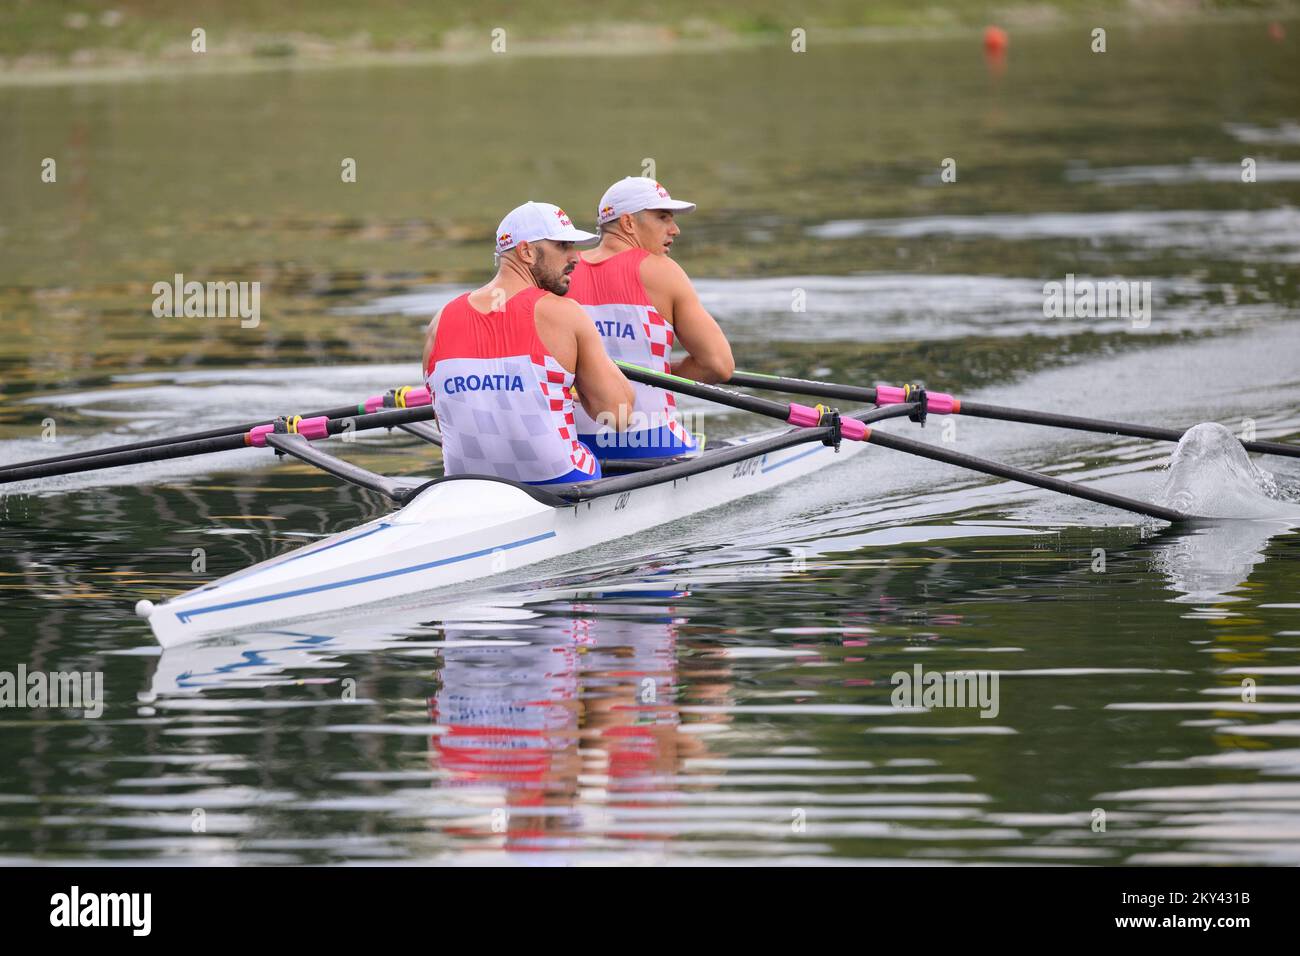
[427,287,599,484]
[567,249,697,457]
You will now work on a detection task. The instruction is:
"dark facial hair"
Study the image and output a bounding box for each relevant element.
[530,247,573,296]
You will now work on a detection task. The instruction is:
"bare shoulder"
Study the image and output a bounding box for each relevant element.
[639,251,691,289]
[535,292,589,327]
[639,254,698,325]
[533,293,589,372]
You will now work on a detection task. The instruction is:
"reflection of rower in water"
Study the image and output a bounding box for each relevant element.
[426,588,731,852]
[574,591,696,833]
[429,627,584,849]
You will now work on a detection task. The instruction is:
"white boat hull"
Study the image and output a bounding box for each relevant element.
[144,425,868,647]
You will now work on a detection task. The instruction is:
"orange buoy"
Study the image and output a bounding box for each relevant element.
[983,25,1008,77]
[984,26,1009,54]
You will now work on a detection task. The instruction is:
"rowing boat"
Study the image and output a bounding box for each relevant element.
[9,362,1276,650]
[138,410,875,648]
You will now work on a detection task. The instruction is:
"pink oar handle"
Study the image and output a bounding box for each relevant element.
[294,416,330,441]
[785,403,871,442]
[840,418,869,441]
[363,385,432,414]
[787,403,822,428]
[875,385,959,415]
[247,385,433,447]
[247,416,330,447]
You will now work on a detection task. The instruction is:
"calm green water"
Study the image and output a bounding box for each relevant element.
[1,22,1299,864]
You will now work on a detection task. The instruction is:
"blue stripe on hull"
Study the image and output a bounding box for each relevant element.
[212,521,395,589]
[175,530,557,624]
[760,445,825,473]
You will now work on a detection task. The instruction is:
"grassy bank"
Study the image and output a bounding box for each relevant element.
[1,0,1295,82]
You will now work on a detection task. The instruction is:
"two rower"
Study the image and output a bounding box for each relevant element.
[425,179,733,483]
[422,202,633,485]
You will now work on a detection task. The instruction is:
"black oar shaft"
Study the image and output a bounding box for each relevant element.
[0,401,367,475]
[0,433,249,483]
[627,363,1191,523]
[863,429,1191,523]
[726,369,1299,460]
[323,406,435,435]
[617,362,792,419]
[726,370,877,404]
[957,400,1299,459]
[0,406,436,485]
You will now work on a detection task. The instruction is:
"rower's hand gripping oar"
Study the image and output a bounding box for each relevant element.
[725,369,1300,460]
[616,361,1197,524]
[0,386,436,484]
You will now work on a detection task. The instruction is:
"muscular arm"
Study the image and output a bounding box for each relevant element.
[535,296,634,430]
[641,254,735,383]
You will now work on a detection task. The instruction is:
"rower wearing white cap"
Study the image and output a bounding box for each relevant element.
[422,201,634,485]
[567,177,734,460]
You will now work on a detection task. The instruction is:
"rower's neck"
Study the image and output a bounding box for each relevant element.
[469,259,539,309]
[584,232,640,263]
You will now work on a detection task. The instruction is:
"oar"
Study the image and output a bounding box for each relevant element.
[0,385,432,476]
[725,369,1300,460]
[616,362,1195,524]
[0,404,436,485]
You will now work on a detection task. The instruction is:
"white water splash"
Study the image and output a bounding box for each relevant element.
[1156,423,1292,519]
[1150,423,1299,606]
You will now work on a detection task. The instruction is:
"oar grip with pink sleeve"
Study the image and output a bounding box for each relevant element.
[785,403,871,442]
[786,403,823,428]
[874,386,959,415]
[247,416,330,447]
[363,386,432,414]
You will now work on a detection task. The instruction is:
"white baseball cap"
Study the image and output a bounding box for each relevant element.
[596,177,697,226]
[495,201,597,254]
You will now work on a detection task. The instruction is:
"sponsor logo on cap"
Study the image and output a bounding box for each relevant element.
[654,182,670,198]
[554,208,573,227]
[497,233,512,248]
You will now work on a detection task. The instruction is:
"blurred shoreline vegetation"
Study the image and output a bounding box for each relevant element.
[1,0,1296,84]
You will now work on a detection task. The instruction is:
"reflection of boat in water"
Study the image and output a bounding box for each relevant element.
[144,596,541,698]
[1150,423,1299,606]
[144,580,696,698]
[144,580,721,854]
